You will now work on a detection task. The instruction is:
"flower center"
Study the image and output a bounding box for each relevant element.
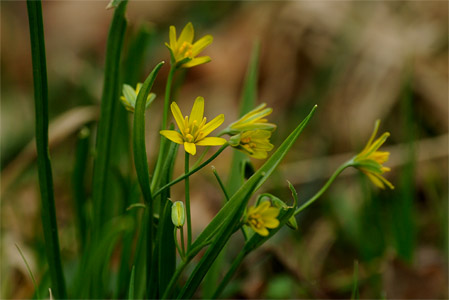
[248,214,264,229]
[178,41,193,58]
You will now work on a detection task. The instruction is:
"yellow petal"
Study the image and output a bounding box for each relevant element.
[170,102,185,132]
[249,150,268,159]
[195,137,227,146]
[182,56,211,68]
[184,142,196,155]
[263,218,280,229]
[366,172,386,189]
[253,226,269,236]
[178,22,194,44]
[160,130,184,144]
[201,114,224,136]
[191,35,213,56]
[169,26,177,50]
[261,207,280,219]
[190,96,204,123]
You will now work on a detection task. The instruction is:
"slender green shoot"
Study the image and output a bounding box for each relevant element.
[26,1,67,297]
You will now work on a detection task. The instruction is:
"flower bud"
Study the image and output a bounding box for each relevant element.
[171,201,185,228]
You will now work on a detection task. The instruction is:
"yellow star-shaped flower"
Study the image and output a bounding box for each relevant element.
[160,97,227,155]
[166,22,213,68]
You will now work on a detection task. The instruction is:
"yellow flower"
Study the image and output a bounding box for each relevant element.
[245,201,280,236]
[160,97,227,155]
[229,130,274,159]
[120,83,155,112]
[166,22,213,68]
[353,120,394,189]
[228,103,277,134]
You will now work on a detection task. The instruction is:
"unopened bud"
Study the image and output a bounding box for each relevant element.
[171,201,185,227]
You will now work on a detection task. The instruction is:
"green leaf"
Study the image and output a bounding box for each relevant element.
[91,0,128,233]
[26,1,66,298]
[132,61,164,298]
[133,61,164,205]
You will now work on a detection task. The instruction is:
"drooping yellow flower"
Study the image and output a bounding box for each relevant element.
[353,120,394,189]
[120,83,155,112]
[245,201,280,236]
[166,22,213,68]
[160,97,227,155]
[228,103,277,134]
[229,130,274,159]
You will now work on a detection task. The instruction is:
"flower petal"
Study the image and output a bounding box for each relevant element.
[160,130,184,144]
[182,56,211,68]
[189,96,204,123]
[169,25,177,50]
[195,137,227,146]
[201,114,224,136]
[184,142,196,155]
[252,226,269,236]
[178,22,194,45]
[263,218,280,228]
[191,35,213,56]
[170,102,185,132]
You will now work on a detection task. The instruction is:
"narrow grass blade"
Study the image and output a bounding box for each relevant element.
[128,265,135,299]
[71,127,90,252]
[351,261,359,299]
[91,0,128,232]
[15,244,40,300]
[26,1,66,298]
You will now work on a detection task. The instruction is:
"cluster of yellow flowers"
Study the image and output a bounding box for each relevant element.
[119,23,394,238]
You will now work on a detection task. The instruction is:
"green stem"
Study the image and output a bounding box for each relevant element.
[212,250,246,299]
[153,144,229,198]
[26,1,67,298]
[174,228,183,260]
[180,226,186,258]
[294,161,352,216]
[185,151,192,248]
[163,65,176,130]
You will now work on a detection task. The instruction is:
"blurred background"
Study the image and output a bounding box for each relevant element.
[1,1,448,298]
